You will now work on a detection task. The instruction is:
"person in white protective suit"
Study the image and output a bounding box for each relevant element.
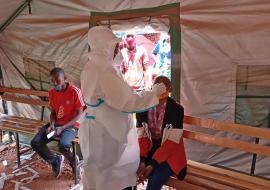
[78,26,167,190]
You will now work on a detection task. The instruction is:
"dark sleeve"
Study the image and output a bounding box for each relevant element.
[170,102,184,129]
[136,111,148,128]
[177,104,184,129]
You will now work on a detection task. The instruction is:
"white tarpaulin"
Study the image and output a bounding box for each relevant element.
[180,0,270,177]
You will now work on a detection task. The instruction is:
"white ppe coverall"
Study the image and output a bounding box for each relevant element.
[79,26,164,190]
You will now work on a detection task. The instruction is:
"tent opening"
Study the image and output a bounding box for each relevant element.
[112,29,171,90]
[91,2,180,99]
[95,14,173,92]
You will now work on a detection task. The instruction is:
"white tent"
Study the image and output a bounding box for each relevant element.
[1,0,270,178]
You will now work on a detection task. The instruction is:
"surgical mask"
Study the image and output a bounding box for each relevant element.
[53,85,62,91]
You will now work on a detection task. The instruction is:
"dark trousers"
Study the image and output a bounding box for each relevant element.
[146,162,173,190]
[123,187,136,190]
[31,123,78,165]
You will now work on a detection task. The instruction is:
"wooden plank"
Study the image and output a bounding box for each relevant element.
[0,120,42,130]
[184,115,270,140]
[1,95,49,107]
[183,130,270,157]
[1,118,46,126]
[0,116,47,126]
[0,122,40,132]
[167,165,256,190]
[0,123,38,134]
[165,177,208,190]
[1,115,47,123]
[188,167,268,190]
[185,174,245,190]
[0,87,48,97]
[0,115,79,143]
[187,160,270,188]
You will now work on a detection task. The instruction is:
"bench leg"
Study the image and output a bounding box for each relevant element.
[9,132,14,142]
[250,137,260,175]
[73,142,78,184]
[16,133,21,167]
[0,130,2,144]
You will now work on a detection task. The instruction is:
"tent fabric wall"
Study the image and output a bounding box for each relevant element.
[1,0,270,178]
[180,0,270,177]
[0,0,24,25]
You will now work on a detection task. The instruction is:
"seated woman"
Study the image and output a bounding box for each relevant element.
[136,76,187,190]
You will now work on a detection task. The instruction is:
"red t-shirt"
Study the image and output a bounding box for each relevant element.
[49,82,85,127]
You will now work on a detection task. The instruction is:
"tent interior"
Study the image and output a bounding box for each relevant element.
[0,0,270,186]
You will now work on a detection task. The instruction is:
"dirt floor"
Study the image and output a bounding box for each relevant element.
[0,142,175,190]
[0,143,76,190]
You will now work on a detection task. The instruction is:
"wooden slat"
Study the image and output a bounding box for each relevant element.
[189,167,265,190]
[1,116,47,126]
[1,95,49,107]
[1,118,46,126]
[0,123,39,135]
[185,174,241,190]
[184,115,270,140]
[1,115,47,123]
[188,167,268,190]
[183,130,270,157]
[0,116,44,135]
[0,115,79,143]
[168,160,270,190]
[0,87,48,97]
[0,120,42,130]
[188,160,270,188]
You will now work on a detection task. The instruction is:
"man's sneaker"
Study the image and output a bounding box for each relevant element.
[52,155,64,178]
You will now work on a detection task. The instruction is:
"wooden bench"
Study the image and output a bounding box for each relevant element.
[165,116,270,190]
[2,87,270,189]
[0,87,80,184]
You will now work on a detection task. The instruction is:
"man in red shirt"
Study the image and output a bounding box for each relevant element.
[31,67,85,178]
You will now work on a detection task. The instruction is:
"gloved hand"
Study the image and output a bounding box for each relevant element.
[152,83,166,96]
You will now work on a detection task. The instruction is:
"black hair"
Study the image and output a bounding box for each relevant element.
[50,67,65,77]
[155,75,172,91]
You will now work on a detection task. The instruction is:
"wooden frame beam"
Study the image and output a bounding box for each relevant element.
[184,115,270,140]
[0,87,48,97]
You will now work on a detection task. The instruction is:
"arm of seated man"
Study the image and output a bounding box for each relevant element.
[55,107,84,136]
[46,110,56,134]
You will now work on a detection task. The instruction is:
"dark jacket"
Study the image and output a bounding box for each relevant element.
[136,97,187,180]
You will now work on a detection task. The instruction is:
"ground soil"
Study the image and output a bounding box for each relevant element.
[0,143,75,190]
[0,143,174,190]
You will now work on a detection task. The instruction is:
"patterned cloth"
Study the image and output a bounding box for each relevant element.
[147,101,167,139]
